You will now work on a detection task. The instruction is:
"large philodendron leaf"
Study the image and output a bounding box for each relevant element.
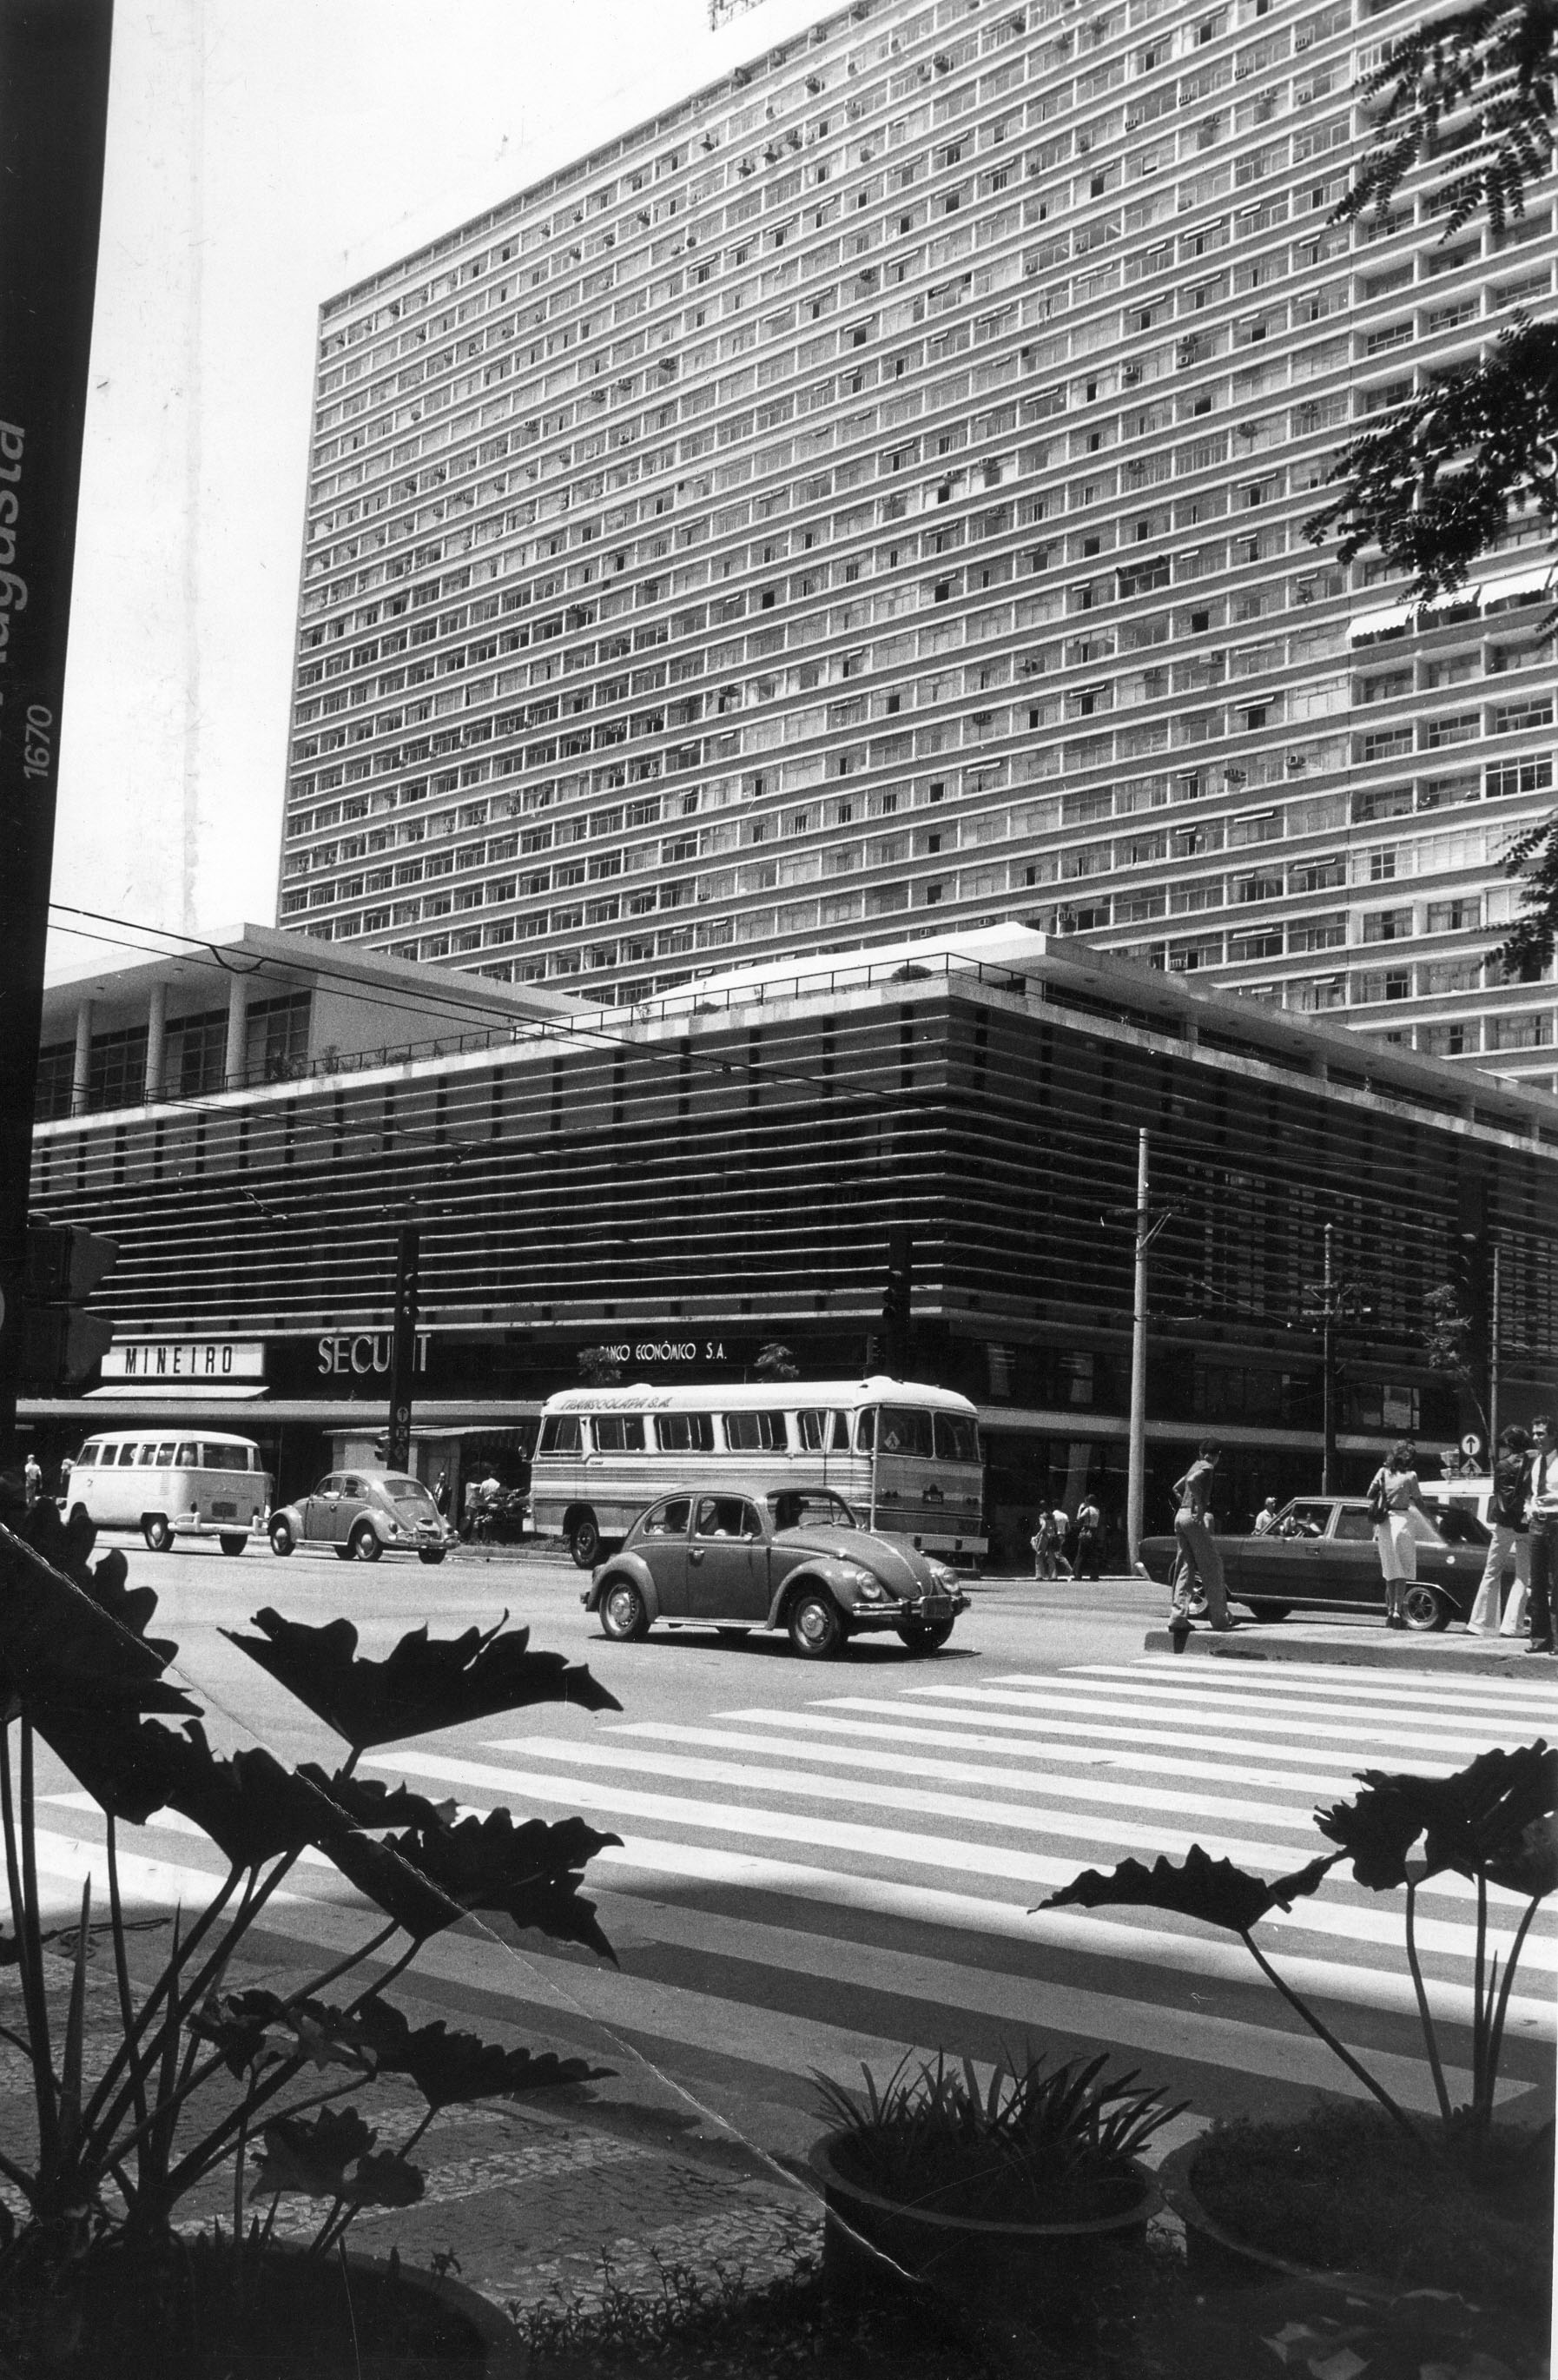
[1036,1843,1338,1934]
[1318,1742,1557,1888]
[354,2002,612,2108]
[225,1610,622,1749]
[387,1808,621,1959]
[296,1767,458,1835]
[0,1523,196,1728]
[248,2106,423,2209]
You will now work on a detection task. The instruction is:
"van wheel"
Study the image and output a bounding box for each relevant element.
[350,1522,384,1564]
[418,1548,446,1565]
[1402,1582,1448,1633]
[269,1518,294,1557]
[219,1534,248,1557]
[142,1516,174,1552]
[569,1513,602,1569]
[788,1589,844,1660]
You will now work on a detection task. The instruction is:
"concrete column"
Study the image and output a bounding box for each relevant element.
[144,981,167,1104]
[223,974,251,1090]
[69,1001,94,1116]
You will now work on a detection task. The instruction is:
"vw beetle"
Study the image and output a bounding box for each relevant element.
[582,1485,969,1657]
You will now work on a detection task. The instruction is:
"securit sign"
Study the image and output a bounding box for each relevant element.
[316,1332,432,1378]
[100,1341,264,1380]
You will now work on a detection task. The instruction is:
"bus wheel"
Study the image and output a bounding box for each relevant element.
[350,1522,384,1563]
[219,1534,248,1557]
[896,1620,955,1654]
[788,1589,844,1660]
[569,1513,602,1569]
[142,1515,174,1552]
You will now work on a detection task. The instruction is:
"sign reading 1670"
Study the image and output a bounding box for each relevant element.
[22,702,53,783]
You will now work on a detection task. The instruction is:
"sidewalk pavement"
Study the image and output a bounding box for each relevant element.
[1139,1615,1552,1675]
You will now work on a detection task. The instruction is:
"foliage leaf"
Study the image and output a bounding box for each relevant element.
[1036,1843,1337,1934]
[225,1610,622,1749]
[248,2107,423,2208]
[1317,1741,1557,1888]
[386,1808,620,1958]
[353,2003,611,2108]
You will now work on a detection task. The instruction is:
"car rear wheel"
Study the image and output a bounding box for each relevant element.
[599,1579,649,1642]
[1243,1601,1291,1623]
[896,1619,955,1653]
[418,1548,446,1565]
[219,1533,248,1557]
[268,1519,294,1557]
[569,1512,602,1570]
[1402,1581,1448,1633]
[349,1522,383,1563]
[142,1515,173,1552]
[788,1589,844,1660]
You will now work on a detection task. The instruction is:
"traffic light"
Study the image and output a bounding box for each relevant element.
[883,1225,913,1379]
[15,1222,118,1389]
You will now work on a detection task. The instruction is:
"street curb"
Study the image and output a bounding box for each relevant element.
[1142,1626,1548,1676]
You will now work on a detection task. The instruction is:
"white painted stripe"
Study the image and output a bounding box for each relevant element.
[12,1833,306,1918]
[589,1855,1555,2042]
[1046,1666,1557,1733]
[684,1709,1374,1802]
[380,1751,1549,1967]
[507,1723,1330,1837]
[895,1683,1534,1759]
[1088,1658,1558,1717]
[267,1883,1518,2123]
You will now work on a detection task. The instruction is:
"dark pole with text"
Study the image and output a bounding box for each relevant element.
[386,1223,421,1473]
[0,0,116,1475]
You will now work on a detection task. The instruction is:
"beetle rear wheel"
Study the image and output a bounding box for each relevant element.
[268,1519,294,1557]
[896,1620,955,1653]
[788,1589,844,1660]
[350,1522,383,1563]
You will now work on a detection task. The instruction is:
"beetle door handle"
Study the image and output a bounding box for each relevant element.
[690,1548,704,1564]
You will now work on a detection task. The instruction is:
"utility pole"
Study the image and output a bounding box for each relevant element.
[1301,1224,1372,1494]
[1489,1236,1502,1458]
[0,1,115,1474]
[386,1221,420,1474]
[1126,1130,1149,1566]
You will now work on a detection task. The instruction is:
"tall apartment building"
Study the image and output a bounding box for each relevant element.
[277,0,1558,1084]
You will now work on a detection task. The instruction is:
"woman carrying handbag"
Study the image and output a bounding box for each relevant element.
[1366,1440,1426,1630]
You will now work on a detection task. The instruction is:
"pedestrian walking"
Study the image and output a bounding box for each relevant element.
[1366,1440,1425,1630]
[1467,1425,1532,1638]
[1252,1496,1279,1536]
[1073,1494,1102,1581]
[56,1453,75,1505]
[1170,1442,1232,1634]
[1524,1413,1558,1655]
[1049,1507,1074,1579]
[23,1453,41,1509]
[433,1470,451,1517]
[1031,1511,1060,1580]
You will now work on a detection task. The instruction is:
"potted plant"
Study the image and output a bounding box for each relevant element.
[809,2046,1179,2322]
[0,1495,624,2376]
[1037,1741,1555,2330]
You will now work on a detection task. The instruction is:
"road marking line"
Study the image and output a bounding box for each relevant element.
[1048,1666,1556,1729]
[1090,1658,1558,1716]
[383,1752,1549,1966]
[893,1683,1535,1757]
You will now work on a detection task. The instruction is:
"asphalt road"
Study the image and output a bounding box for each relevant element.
[21,1533,1557,2173]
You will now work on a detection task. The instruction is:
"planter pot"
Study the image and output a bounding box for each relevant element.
[37,2232,526,2379]
[1155,2138,1392,2297]
[810,2132,1159,2318]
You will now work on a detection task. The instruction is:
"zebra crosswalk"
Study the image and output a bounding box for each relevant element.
[27,1654,1558,2159]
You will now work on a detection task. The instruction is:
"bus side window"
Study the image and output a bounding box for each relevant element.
[796,1409,848,1454]
[723,1411,784,1452]
[538,1417,582,1456]
[655,1413,714,1452]
[594,1416,646,1453]
[855,1409,875,1452]
[175,1443,199,1467]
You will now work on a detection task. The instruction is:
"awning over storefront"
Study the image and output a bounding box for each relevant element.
[87,1384,268,1402]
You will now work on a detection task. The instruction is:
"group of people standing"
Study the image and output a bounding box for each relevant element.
[1367,1424,1556,1651]
[1030,1497,1103,1581]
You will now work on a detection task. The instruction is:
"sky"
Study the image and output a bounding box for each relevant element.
[49,0,825,981]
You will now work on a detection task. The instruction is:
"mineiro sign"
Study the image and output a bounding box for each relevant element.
[100,1341,265,1381]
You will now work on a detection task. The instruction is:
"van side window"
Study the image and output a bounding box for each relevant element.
[155,1442,177,1465]
[201,1444,242,1471]
[134,1444,158,1466]
[592,1416,646,1453]
[722,1411,785,1451]
[538,1417,582,1455]
[77,1444,101,1466]
[175,1443,199,1467]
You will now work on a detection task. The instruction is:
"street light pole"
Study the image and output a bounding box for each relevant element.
[1127,1129,1148,1567]
[1489,1237,1502,1458]
[1321,1222,1337,1495]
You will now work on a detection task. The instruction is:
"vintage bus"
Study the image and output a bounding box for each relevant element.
[530,1377,985,1568]
[66,1430,270,1554]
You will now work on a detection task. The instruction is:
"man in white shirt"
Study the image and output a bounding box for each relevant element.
[1526,1414,1557,1655]
[1252,1497,1279,1537]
